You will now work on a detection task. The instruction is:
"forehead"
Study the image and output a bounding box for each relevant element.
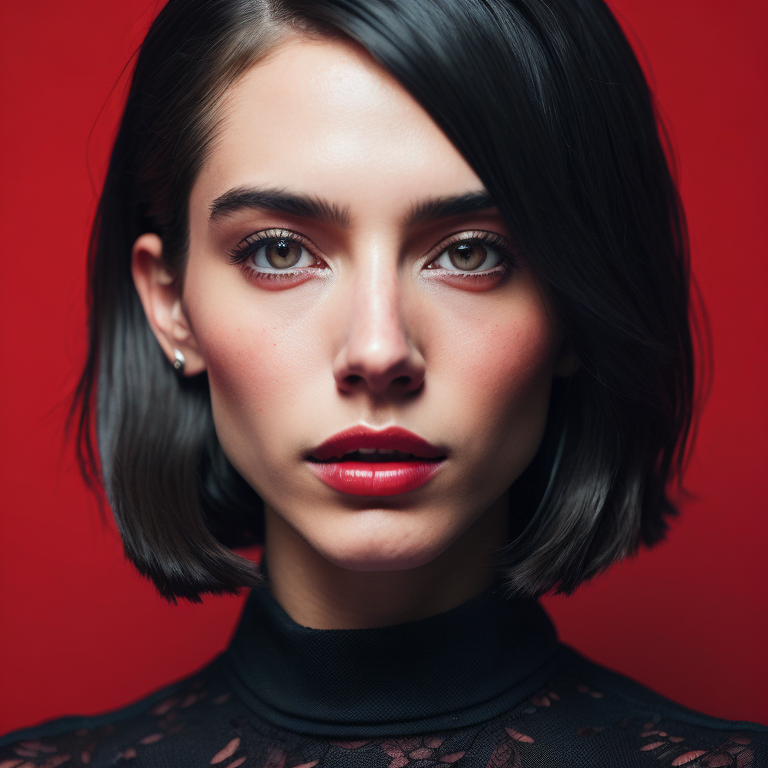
[190,35,484,219]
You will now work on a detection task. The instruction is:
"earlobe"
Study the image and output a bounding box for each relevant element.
[130,233,207,376]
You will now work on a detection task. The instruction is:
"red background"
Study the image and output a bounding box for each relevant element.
[0,0,765,734]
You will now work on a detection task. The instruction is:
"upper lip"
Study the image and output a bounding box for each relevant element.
[309,425,447,461]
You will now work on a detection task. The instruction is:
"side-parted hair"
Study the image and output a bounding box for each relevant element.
[72,0,701,602]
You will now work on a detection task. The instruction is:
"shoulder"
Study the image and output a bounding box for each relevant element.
[486,644,767,767]
[0,654,242,768]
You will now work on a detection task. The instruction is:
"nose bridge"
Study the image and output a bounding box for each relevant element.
[353,256,405,349]
[333,246,424,396]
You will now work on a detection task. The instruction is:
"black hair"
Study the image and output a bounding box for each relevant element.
[72,0,701,602]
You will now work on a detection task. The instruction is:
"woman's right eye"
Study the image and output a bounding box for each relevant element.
[228,229,322,276]
[249,236,314,270]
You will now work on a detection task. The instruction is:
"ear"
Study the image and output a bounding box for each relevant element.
[131,233,207,376]
[553,336,580,378]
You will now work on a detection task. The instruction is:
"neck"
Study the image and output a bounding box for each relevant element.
[262,494,509,629]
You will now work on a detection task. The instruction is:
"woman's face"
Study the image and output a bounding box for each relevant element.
[177,36,570,572]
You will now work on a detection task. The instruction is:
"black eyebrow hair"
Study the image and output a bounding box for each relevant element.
[209,186,497,229]
[404,191,497,227]
[209,186,351,228]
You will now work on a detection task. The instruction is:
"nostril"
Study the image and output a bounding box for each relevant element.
[393,375,412,387]
[345,374,364,387]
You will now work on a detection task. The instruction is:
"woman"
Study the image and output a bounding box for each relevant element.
[1,0,765,765]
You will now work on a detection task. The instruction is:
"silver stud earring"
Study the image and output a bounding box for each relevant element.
[172,348,185,375]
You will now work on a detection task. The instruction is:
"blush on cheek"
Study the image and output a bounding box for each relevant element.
[462,306,560,402]
[185,278,285,415]
[457,307,561,487]
[188,311,283,471]
[202,340,268,474]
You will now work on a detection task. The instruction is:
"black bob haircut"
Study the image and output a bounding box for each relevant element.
[72,0,702,603]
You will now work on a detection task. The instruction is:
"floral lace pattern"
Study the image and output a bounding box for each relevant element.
[1,662,764,768]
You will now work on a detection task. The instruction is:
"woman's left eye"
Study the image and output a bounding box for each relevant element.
[426,234,513,274]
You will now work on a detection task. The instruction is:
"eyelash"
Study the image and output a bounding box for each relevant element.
[227,228,519,283]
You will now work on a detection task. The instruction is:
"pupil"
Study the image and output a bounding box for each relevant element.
[267,238,300,268]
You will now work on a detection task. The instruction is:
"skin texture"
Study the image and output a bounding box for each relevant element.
[131,35,575,629]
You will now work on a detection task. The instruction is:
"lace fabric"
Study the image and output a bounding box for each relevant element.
[0,652,764,767]
[1,579,766,767]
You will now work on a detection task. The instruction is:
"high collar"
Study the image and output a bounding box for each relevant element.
[223,565,563,737]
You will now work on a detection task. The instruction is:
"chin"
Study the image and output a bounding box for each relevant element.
[313,511,452,573]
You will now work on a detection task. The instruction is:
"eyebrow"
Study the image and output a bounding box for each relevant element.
[210,186,351,228]
[403,191,497,228]
[208,186,497,229]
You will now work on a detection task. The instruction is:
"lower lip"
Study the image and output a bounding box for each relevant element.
[307,460,445,496]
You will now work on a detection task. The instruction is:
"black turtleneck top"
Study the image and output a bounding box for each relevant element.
[1,570,765,767]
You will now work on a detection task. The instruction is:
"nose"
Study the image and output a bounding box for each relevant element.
[332,265,426,398]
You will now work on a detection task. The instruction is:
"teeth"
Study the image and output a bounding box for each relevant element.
[336,448,414,461]
[312,447,441,463]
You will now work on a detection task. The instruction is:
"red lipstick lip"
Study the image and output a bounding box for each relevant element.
[309,425,446,462]
[307,460,444,496]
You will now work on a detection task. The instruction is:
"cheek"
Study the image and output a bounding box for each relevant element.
[429,286,561,475]
[471,315,557,412]
[181,261,326,472]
